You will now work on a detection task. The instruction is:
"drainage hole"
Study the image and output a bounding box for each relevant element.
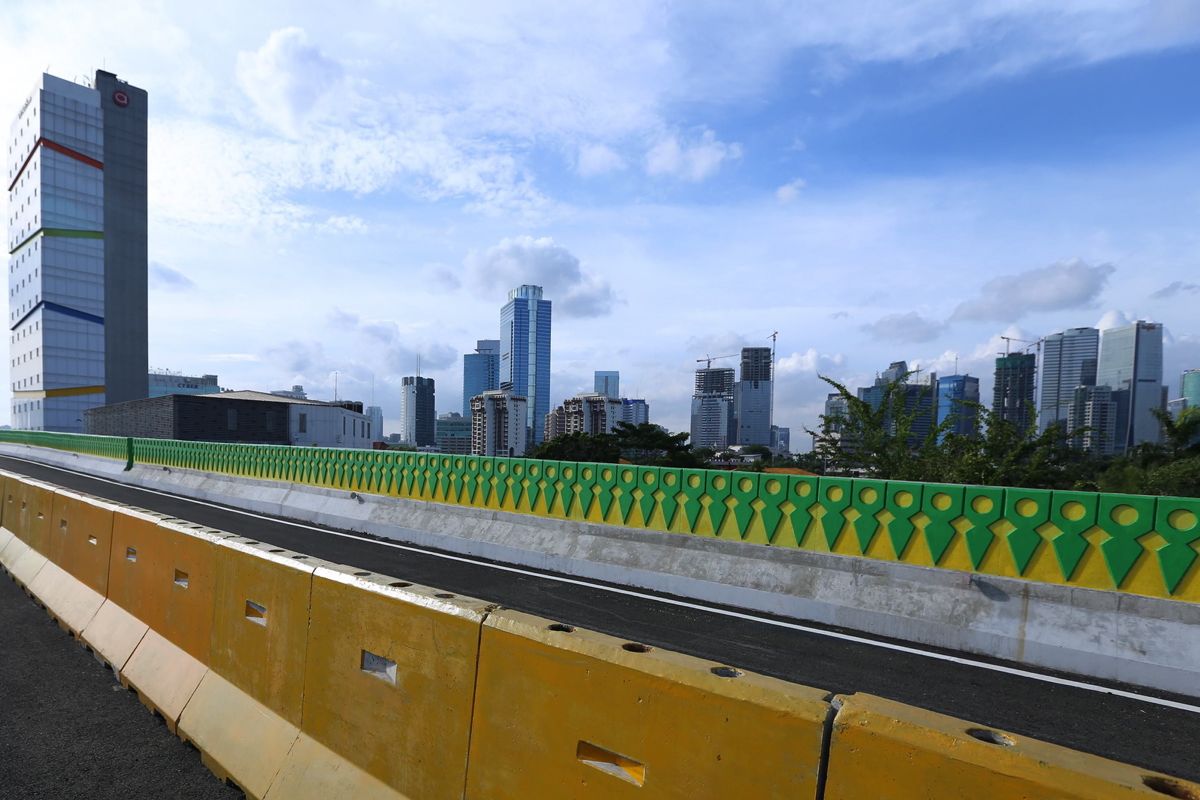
[710,666,742,678]
[243,540,259,545]
[269,549,284,553]
[966,728,1015,747]
[622,643,652,653]
[290,555,309,560]
[353,571,370,577]
[1144,776,1200,799]
[547,623,575,633]
[389,582,412,588]
[434,592,455,598]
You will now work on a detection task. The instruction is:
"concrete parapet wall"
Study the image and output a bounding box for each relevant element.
[2,442,1199,698]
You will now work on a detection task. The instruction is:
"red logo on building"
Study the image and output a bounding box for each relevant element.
[113,90,130,108]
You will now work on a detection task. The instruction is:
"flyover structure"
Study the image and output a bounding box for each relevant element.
[0,430,1197,798]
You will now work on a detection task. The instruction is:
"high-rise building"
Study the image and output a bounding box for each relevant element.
[147,370,221,398]
[936,374,981,440]
[1038,327,1099,433]
[690,366,735,450]
[366,405,384,443]
[735,346,773,446]
[1097,321,1163,452]
[857,361,936,447]
[594,370,619,399]
[400,376,435,446]
[462,339,500,416]
[770,425,791,454]
[619,398,649,426]
[1066,385,1119,456]
[8,71,148,431]
[992,353,1036,432]
[544,392,622,441]
[270,385,307,399]
[1182,369,1200,410]
[435,412,471,455]
[470,389,527,457]
[500,285,551,448]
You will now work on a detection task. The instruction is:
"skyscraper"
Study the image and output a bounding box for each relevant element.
[619,398,649,426]
[690,366,735,449]
[470,389,527,457]
[462,339,500,416]
[992,353,1036,432]
[735,347,773,446]
[500,285,551,447]
[365,405,384,443]
[400,376,435,446]
[1097,321,1164,451]
[8,71,148,431]
[1038,327,1099,433]
[1066,385,1118,456]
[593,370,619,399]
[936,374,981,441]
[857,362,936,447]
[1182,369,1200,410]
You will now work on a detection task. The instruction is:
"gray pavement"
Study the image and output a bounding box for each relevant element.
[0,570,239,799]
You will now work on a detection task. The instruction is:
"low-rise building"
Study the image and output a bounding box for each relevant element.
[435,412,472,455]
[84,390,374,448]
[544,392,623,441]
[470,390,527,457]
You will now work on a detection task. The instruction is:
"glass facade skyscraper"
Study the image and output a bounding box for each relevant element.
[462,339,500,416]
[1097,321,1163,452]
[1181,369,1200,411]
[7,71,147,431]
[500,285,552,447]
[594,370,619,399]
[735,346,773,446]
[1038,327,1099,433]
[936,374,980,441]
[400,376,436,446]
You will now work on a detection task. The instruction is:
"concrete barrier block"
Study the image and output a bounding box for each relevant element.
[177,538,319,798]
[265,734,403,800]
[121,628,208,732]
[80,599,149,672]
[27,560,104,636]
[464,608,831,800]
[825,693,1200,799]
[298,565,493,799]
[7,538,48,588]
[50,490,116,596]
[13,478,55,555]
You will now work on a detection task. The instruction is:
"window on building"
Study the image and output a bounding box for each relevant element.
[227,408,237,431]
[298,413,307,433]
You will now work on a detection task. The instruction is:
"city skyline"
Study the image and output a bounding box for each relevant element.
[2,5,1200,444]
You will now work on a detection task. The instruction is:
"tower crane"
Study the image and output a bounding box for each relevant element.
[696,353,739,369]
[999,335,1043,357]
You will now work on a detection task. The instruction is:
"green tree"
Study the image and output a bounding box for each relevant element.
[528,431,619,463]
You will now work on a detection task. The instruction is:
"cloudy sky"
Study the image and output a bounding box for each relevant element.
[4,1,1200,443]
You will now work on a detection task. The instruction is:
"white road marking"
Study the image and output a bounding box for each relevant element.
[4,452,1199,716]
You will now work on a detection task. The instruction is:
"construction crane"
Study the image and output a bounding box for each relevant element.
[696,353,739,369]
[767,331,779,374]
[999,335,1042,357]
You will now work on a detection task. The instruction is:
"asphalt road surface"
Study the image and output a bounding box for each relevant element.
[2,453,1198,783]
[0,568,239,799]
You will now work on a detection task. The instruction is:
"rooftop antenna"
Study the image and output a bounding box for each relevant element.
[334,371,339,402]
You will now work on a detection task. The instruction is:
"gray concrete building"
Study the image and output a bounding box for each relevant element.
[690,366,735,450]
[470,389,527,457]
[148,369,220,398]
[8,71,148,431]
[1066,385,1119,456]
[735,346,773,446]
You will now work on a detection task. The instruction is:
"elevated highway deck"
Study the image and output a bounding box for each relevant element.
[1,453,1197,784]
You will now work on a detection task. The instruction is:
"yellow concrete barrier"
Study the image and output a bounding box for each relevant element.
[464,609,831,800]
[268,566,493,800]
[3,477,54,586]
[824,693,1200,799]
[178,538,319,799]
[25,491,115,636]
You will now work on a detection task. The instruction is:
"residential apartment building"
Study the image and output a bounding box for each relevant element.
[470,389,527,457]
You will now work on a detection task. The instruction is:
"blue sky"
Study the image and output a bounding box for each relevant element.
[4,1,1200,441]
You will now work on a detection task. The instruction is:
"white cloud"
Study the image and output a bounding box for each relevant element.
[576,143,626,177]
[149,262,195,291]
[951,259,1116,322]
[776,348,845,375]
[861,312,946,343]
[1151,280,1200,299]
[466,235,616,318]
[1095,309,1139,332]
[645,129,742,182]
[236,27,344,135]
[776,178,806,203]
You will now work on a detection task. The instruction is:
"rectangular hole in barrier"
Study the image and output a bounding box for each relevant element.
[244,600,267,626]
[125,547,137,563]
[173,569,189,589]
[576,741,646,787]
[59,519,67,532]
[87,536,97,546]
[360,649,397,685]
